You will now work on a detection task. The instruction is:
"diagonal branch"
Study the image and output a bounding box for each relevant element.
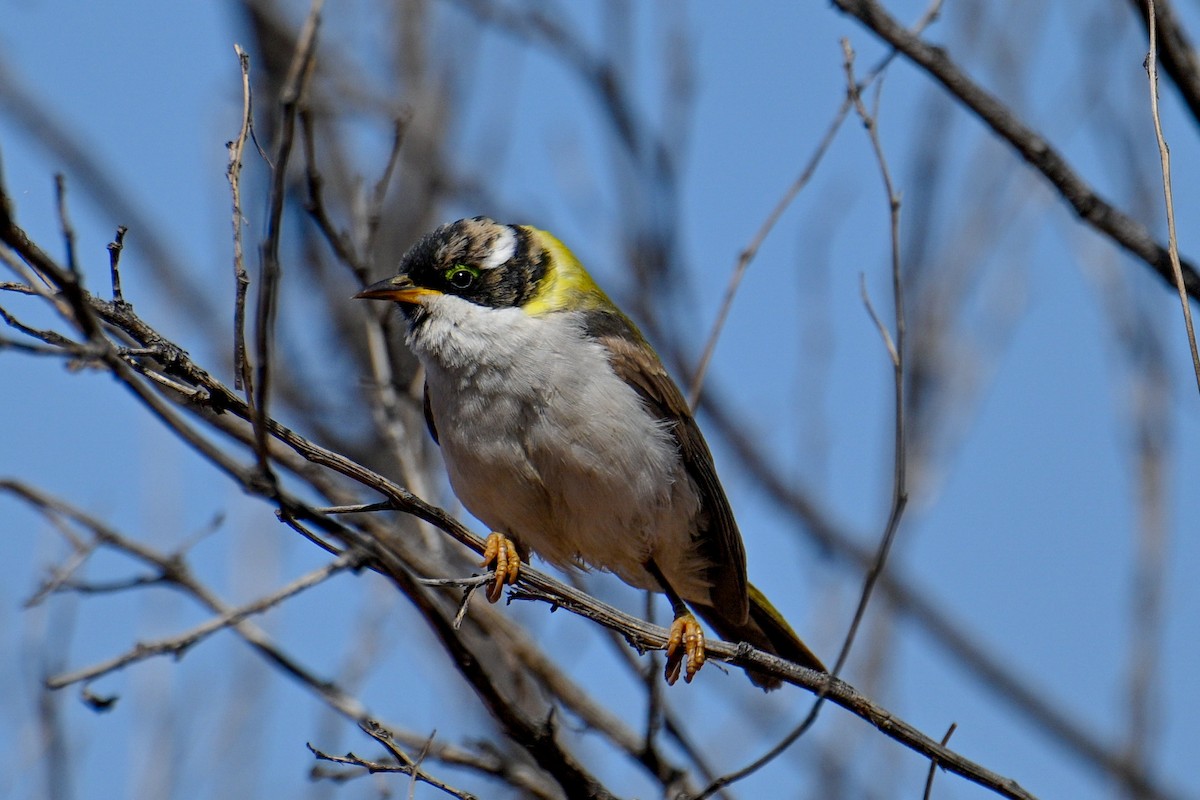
[832,0,1200,301]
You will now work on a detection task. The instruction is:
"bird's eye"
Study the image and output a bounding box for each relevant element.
[444,265,479,290]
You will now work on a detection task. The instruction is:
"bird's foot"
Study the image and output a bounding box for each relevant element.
[480,532,521,603]
[664,613,706,685]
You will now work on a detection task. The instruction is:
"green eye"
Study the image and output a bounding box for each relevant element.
[444,265,479,289]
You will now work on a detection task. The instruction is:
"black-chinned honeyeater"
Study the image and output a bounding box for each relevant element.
[356,217,825,688]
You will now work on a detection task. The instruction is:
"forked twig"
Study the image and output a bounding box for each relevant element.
[686,0,944,409]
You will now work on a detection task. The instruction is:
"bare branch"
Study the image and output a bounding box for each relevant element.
[687,0,944,409]
[1127,0,1200,125]
[835,36,909,680]
[1145,0,1200,394]
[299,107,363,279]
[924,723,958,800]
[312,721,480,800]
[250,0,323,488]
[53,174,77,275]
[833,0,1200,300]
[697,39,913,798]
[45,554,358,689]
[227,44,254,395]
[105,225,127,304]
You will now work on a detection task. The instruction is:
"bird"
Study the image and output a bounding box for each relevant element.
[355,217,825,689]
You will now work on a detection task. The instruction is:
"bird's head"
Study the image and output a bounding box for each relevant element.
[355,217,614,321]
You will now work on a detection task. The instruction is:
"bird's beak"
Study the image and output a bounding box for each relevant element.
[354,275,442,305]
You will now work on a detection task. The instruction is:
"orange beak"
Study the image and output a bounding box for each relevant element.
[354,276,443,305]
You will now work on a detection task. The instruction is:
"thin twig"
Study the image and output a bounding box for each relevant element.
[106,225,127,304]
[53,174,77,275]
[363,112,412,261]
[686,0,943,408]
[45,554,357,689]
[360,719,417,769]
[924,723,958,799]
[3,480,374,722]
[0,303,79,349]
[252,0,324,486]
[307,740,477,800]
[320,501,396,514]
[835,38,908,678]
[409,730,436,800]
[299,107,363,278]
[697,39,912,800]
[227,44,254,395]
[0,335,67,355]
[1126,0,1200,125]
[686,107,843,410]
[642,590,664,752]
[1145,0,1200,394]
[309,729,558,799]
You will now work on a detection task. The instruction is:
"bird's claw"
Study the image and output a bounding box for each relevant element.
[664,614,706,685]
[481,533,521,603]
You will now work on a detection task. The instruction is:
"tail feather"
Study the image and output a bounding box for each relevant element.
[693,583,825,690]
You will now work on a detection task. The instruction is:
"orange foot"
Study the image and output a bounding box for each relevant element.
[664,613,706,685]
[481,532,521,603]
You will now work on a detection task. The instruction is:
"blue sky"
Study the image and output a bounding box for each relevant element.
[2,2,1199,798]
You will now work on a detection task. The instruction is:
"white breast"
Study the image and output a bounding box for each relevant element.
[407,295,706,597]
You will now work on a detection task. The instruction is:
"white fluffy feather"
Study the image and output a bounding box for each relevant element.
[408,293,709,599]
[478,226,516,271]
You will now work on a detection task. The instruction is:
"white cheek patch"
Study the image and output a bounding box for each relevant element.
[479,226,517,270]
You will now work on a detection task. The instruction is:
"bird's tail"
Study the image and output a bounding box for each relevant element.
[694,583,825,691]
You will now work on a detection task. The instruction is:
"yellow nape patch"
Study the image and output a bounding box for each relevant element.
[521,227,615,316]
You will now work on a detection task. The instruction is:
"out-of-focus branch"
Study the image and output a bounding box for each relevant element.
[833,0,1200,301]
[45,554,359,689]
[689,380,1186,800]
[250,0,322,484]
[4,480,555,798]
[1127,0,1200,126]
[3,480,373,721]
[1145,0,1200,393]
[1088,240,1174,788]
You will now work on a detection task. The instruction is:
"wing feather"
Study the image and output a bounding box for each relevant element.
[582,309,749,622]
[423,381,439,444]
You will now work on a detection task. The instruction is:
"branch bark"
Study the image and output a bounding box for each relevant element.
[833,0,1200,301]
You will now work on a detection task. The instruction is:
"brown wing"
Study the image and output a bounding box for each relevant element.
[423,380,439,444]
[583,310,749,624]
